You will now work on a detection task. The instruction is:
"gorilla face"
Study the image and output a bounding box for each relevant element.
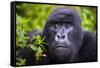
[43,8,84,63]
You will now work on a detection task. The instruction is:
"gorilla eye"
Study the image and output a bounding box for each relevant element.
[54,24,59,28]
[65,24,71,27]
[67,24,71,27]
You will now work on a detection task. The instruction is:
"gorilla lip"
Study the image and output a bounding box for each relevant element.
[54,45,68,49]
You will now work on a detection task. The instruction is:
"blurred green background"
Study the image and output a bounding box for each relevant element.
[16,2,97,66]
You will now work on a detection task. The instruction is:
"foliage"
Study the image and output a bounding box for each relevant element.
[16,58,26,66]
[29,35,47,62]
[79,7,97,31]
[16,3,97,66]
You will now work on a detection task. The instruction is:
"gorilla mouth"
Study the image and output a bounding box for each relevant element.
[55,43,68,48]
[53,44,69,50]
[55,46,68,48]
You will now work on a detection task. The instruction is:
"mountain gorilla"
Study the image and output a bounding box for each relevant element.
[17,8,97,65]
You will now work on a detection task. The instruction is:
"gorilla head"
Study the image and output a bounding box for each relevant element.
[43,8,84,63]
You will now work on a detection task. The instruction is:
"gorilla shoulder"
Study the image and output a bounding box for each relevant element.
[78,31,97,62]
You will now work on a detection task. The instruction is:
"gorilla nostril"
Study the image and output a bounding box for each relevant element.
[57,35,60,39]
[61,35,65,39]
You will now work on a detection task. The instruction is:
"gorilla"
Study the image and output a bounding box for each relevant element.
[17,8,97,66]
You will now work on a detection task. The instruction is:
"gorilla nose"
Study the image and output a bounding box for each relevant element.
[55,34,66,42]
[56,34,65,39]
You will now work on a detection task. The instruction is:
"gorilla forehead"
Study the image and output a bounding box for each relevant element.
[52,8,76,14]
[47,8,81,25]
[49,8,79,18]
